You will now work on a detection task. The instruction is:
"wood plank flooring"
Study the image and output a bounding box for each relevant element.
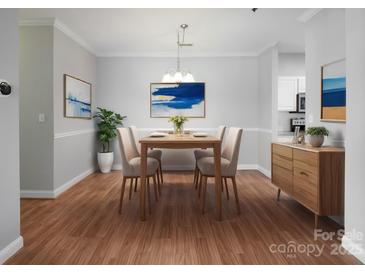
[6,170,359,264]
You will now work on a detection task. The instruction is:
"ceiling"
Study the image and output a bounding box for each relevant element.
[19,8,308,56]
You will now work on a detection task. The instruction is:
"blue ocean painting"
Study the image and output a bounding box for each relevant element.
[151,83,205,117]
[65,75,91,118]
[322,77,346,107]
[66,95,91,117]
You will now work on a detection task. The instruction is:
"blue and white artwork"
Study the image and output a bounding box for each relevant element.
[64,74,92,119]
[150,83,205,117]
[321,59,346,121]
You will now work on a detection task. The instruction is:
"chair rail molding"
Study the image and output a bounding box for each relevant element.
[54,128,96,139]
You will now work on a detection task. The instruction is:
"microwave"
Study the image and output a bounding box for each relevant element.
[297,93,305,113]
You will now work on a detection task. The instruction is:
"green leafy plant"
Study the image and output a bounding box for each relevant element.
[305,126,329,136]
[93,107,126,153]
[169,115,188,133]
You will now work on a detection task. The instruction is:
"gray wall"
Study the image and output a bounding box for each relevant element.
[96,57,260,169]
[19,25,97,194]
[305,9,346,146]
[53,28,97,190]
[19,26,54,191]
[257,46,278,174]
[343,9,365,264]
[0,9,21,259]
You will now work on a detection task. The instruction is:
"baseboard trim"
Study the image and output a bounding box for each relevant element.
[0,236,23,264]
[20,168,95,199]
[257,165,271,178]
[54,168,95,197]
[342,235,365,264]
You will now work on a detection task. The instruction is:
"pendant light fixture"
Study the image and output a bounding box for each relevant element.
[162,24,195,83]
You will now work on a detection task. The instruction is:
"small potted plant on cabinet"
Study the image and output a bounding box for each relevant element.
[306,126,329,147]
[93,107,126,173]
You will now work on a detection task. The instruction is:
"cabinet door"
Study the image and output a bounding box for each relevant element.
[298,77,306,93]
[278,77,297,111]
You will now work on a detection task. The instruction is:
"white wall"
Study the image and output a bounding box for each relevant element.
[305,9,346,147]
[53,28,97,190]
[278,53,305,76]
[257,46,278,175]
[342,9,365,264]
[0,9,22,264]
[96,57,260,170]
[277,53,305,132]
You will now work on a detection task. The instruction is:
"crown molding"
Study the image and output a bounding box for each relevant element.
[19,18,97,56]
[19,19,282,58]
[98,50,259,58]
[296,8,323,23]
[256,41,279,56]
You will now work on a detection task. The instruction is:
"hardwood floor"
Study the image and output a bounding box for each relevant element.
[6,170,359,264]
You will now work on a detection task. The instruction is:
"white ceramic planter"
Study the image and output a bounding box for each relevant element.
[308,135,324,147]
[97,152,114,173]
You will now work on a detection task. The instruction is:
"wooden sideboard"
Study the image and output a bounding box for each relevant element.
[271,142,345,228]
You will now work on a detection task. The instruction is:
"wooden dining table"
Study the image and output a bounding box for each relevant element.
[139,133,222,221]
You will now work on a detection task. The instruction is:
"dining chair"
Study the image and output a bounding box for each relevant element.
[130,126,164,188]
[117,127,160,214]
[197,127,243,214]
[193,125,226,189]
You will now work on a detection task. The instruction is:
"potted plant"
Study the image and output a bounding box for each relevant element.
[169,115,188,134]
[305,126,329,147]
[93,107,126,173]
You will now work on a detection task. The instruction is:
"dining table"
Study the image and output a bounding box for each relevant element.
[139,133,222,221]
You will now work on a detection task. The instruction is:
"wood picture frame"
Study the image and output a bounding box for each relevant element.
[64,74,92,119]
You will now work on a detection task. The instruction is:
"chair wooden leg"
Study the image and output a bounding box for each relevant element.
[152,174,159,202]
[201,176,208,214]
[198,171,203,197]
[156,171,161,195]
[231,177,241,214]
[119,176,127,214]
[134,177,138,192]
[147,177,152,214]
[193,164,198,188]
[128,178,134,200]
[224,177,229,200]
[158,160,164,184]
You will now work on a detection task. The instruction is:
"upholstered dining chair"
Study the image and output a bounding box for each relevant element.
[117,127,160,214]
[193,125,226,189]
[197,127,243,214]
[130,126,164,188]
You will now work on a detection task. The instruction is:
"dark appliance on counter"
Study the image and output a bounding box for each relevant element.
[290,117,305,132]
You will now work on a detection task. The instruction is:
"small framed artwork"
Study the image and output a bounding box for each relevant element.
[150,82,205,118]
[321,59,346,122]
[64,74,92,119]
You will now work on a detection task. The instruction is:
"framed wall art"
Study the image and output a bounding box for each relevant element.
[321,59,346,122]
[64,74,92,119]
[150,82,205,118]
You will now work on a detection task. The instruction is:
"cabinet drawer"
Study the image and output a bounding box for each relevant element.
[293,149,318,167]
[272,164,293,194]
[293,160,319,178]
[272,144,292,159]
[272,154,293,170]
[293,167,318,212]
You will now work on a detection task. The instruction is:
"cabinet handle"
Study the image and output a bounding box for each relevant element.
[300,171,308,177]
